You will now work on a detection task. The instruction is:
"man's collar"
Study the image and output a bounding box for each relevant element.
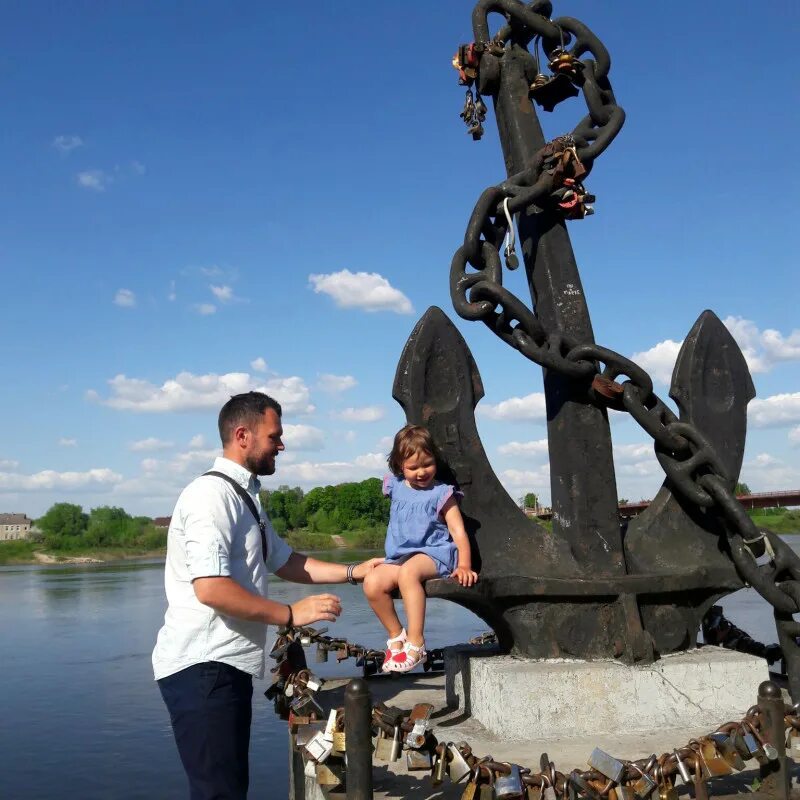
[212,456,260,492]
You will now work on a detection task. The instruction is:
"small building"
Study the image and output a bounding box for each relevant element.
[153,516,171,529]
[0,513,33,541]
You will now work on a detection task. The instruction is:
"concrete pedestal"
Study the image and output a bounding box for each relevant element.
[444,644,769,741]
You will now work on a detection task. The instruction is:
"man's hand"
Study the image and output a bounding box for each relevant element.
[290,593,342,626]
[450,566,478,587]
[352,557,385,582]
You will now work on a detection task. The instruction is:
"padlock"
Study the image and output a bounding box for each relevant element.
[656,769,677,800]
[495,764,525,799]
[389,725,402,762]
[461,767,481,800]
[525,782,542,800]
[708,732,745,771]
[541,781,556,800]
[448,743,473,783]
[290,693,323,720]
[432,745,448,785]
[672,750,691,785]
[588,748,625,784]
[616,787,636,800]
[630,766,657,800]
[303,758,317,779]
[303,731,333,764]
[300,634,312,646]
[692,757,709,800]
[698,738,732,776]
[315,643,328,663]
[288,710,310,732]
[786,729,800,759]
[567,771,601,800]
[336,645,348,661]
[269,635,289,658]
[316,762,343,788]
[374,729,394,761]
[295,721,325,750]
[479,768,496,800]
[528,72,579,112]
[407,748,433,771]
[742,723,778,764]
[332,731,346,754]
[404,703,433,748]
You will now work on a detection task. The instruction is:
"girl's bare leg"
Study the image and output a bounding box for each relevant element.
[397,554,439,646]
[362,564,403,643]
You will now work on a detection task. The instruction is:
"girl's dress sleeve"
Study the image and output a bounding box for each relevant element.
[436,483,464,515]
[382,474,395,498]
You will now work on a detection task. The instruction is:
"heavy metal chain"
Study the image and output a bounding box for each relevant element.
[449,1,800,699]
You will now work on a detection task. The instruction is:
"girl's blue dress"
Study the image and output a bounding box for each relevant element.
[382,474,461,578]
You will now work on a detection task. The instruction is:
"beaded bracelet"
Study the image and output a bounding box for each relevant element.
[346,563,358,585]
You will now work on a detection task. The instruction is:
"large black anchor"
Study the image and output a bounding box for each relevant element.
[391,0,756,663]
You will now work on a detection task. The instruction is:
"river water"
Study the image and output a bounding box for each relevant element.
[0,548,786,800]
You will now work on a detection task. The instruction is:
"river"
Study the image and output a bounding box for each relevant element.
[0,549,787,799]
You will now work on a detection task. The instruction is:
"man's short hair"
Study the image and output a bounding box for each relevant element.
[218,392,282,445]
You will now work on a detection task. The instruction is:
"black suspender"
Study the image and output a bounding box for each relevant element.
[203,471,267,563]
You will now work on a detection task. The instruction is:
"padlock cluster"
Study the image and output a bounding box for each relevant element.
[264,625,445,721]
[289,684,798,799]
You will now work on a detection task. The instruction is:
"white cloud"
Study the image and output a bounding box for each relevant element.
[129,437,174,452]
[141,458,160,472]
[193,303,217,315]
[210,284,234,302]
[499,465,551,492]
[318,374,357,393]
[354,452,386,470]
[58,438,77,447]
[251,358,268,373]
[0,468,122,492]
[376,435,393,451]
[114,288,136,308]
[308,270,413,314]
[188,434,205,448]
[790,426,800,447]
[631,339,682,385]
[263,453,384,488]
[740,453,800,492]
[0,459,19,470]
[749,392,800,428]
[631,319,800,387]
[168,281,176,302]
[479,392,547,422]
[331,406,384,422]
[90,371,315,415]
[613,443,653,464]
[498,439,549,457]
[131,160,146,175]
[53,135,84,153]
[77,169,112,191]
[283,424,325,451]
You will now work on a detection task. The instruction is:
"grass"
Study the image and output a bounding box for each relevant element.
[749,509,800,535]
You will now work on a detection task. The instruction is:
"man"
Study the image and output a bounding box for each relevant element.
[153,391,381,800]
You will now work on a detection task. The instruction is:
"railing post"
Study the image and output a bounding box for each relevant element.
[757,680,789,800]
[344,678,373,800]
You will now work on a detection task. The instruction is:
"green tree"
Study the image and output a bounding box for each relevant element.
[85,506,131,547]
[37,503,88,547]
[523,492,538,509]
[735,482,751,496]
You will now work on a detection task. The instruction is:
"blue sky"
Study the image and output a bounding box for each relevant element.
[1,1,798,518]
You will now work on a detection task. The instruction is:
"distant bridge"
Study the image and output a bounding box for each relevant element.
[525,490,800,521]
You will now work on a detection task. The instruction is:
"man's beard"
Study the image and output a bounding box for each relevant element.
[245,453,275,476]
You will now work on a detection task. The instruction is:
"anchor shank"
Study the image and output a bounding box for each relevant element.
[492,41,623,571]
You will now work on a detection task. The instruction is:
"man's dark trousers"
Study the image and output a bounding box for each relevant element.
[159,661,253,800]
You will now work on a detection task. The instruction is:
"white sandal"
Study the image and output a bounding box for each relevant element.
[381,628,407,672]
[387,640,426,673]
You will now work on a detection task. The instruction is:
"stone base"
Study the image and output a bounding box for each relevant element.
[444,644,769,740]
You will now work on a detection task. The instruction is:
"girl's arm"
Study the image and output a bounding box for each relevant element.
[441,496,478,587]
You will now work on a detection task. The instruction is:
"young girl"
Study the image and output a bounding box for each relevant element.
[362,424,478,673]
